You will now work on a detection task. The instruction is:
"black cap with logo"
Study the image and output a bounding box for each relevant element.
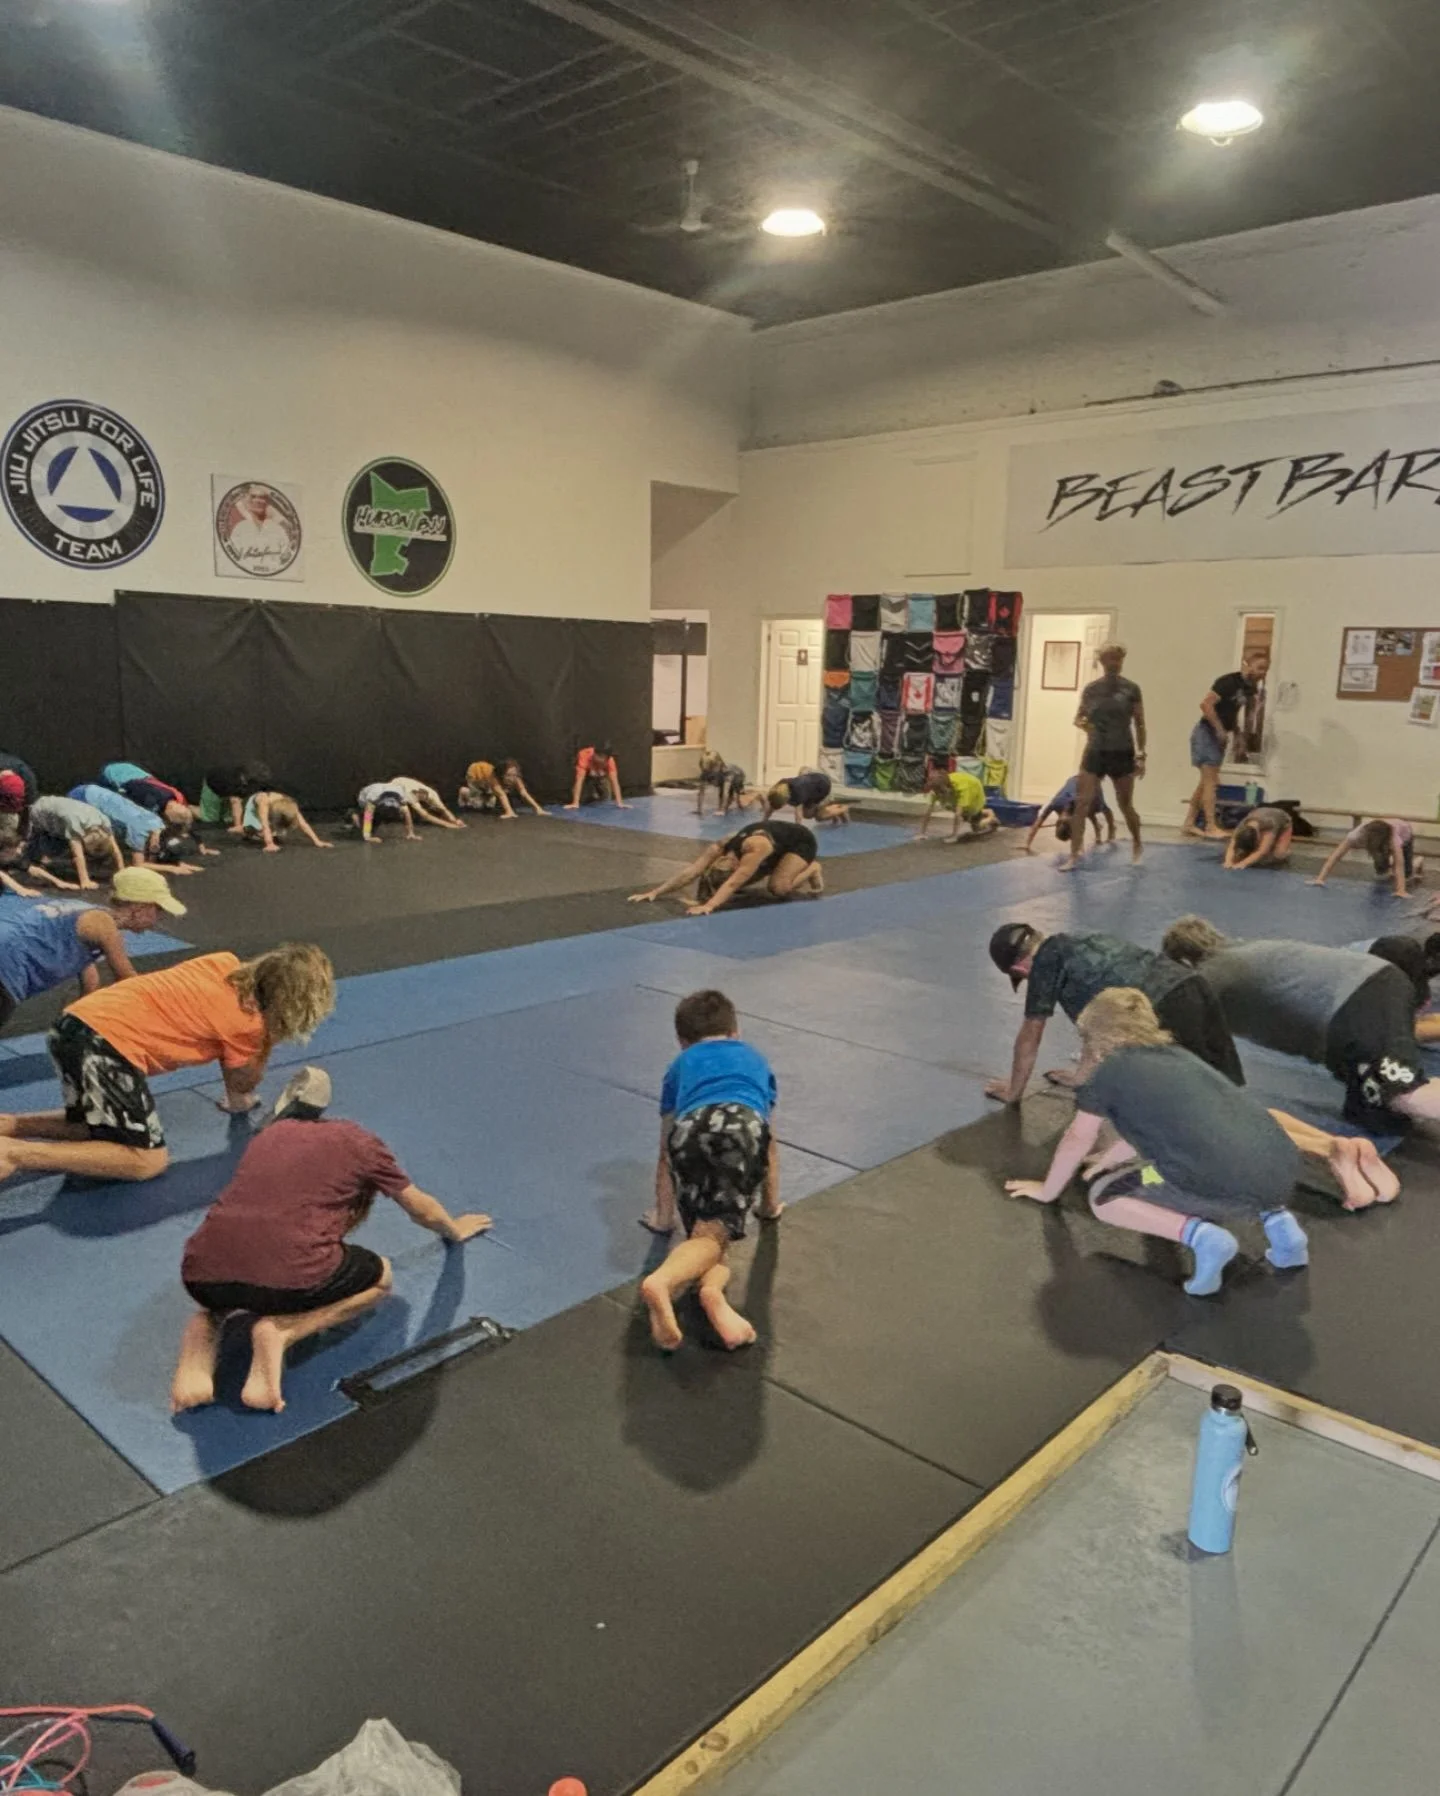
[989,922,1039,989]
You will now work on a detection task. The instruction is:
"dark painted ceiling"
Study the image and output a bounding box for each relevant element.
[2,0,1437,325]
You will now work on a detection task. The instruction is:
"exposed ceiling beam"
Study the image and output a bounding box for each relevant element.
[505,0,1071,246]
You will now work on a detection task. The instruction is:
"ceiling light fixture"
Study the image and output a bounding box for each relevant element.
[1178,99,1264,145]
[761,208,826,238]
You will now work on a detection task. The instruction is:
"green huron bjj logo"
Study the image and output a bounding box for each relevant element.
[342,457,455,596]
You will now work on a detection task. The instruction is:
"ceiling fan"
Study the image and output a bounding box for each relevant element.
[632,158,758,243]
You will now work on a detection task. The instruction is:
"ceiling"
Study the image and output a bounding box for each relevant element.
[2,0,1438,325]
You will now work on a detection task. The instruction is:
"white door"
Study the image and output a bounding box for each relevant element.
[1018,612,1112,803]
[761,618,823,784]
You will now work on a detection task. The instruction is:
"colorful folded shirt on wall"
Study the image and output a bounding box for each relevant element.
[932,631,967,676]
[825,594,853,631]
[959,712,986,755]
[984,720,1012,764]
[987,678,1014,719]
[879,710,903,755]
[823,668,851,690]
[880,595,907,633]
[850,631,881,674]
[877,674,902,712]
[963,589,993,631]
[961,670,990,715]
[872,756,898,792]
[822,695,850,750]
[929,712,959,754]
[990,591,1022,635]
[896,756,928,794]
[983,756,1008,793]
[935,593,962,633]
[901,671,934,713]
[844,751,875,787]
[906,595,936,633]
[990,636,1017,679]
[964,633,994,672]
[819,748,846,786]
[850,595,881,632]
[849,670,878,710]
[824,629,850,671]
[933,674,962,712]
[901,714,929,756]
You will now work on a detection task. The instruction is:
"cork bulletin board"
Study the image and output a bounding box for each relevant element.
[1336,626,1440,701]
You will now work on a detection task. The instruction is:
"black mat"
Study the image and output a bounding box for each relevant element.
[0,1296,974,1796]
[0,1341,155,1574]
[1167,1129,1440,1445]
[701,1102,1194,1489]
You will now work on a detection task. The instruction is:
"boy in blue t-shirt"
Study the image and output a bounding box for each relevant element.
[1018,773,1115,855]
[639,989,783,1352]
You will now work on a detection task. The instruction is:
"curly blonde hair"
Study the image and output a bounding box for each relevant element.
[267,795,300,834]
[229,943,335,1044]
[1162,915,1229,967]
[1077,987,1173,1060]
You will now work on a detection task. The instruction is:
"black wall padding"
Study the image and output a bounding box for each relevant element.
[258,605,395,809]
[116,591,267,800]
[376,610,489,794]
[574,620,654,794]
[14,592,653,810]
[475,615,575,801]
[2,597,121,794]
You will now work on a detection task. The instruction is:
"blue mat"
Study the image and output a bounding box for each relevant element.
[0,841,1413,1491]
[549,791,918,855]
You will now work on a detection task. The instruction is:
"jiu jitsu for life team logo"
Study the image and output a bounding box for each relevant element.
[342,457,453,595]
[2,400,164,566]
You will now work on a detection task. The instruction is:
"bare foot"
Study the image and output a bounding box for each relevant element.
[1058,859,1081,874]
[1131,843,1143,864]
[758,1203,784,1223]
[700,1286,757,1350]
[170,1364,216,1414]
[241,1317,289,1412]
[1355,1136,1400,1203]
[1181,825,1206,839]
[1203,827,1229,839]
[0,1141,20,1182]
[170,1314,219,1413]
[640,1274,683,1351]
[1329,1136,1377,1211]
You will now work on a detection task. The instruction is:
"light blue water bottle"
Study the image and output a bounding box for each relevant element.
[1187,1384,1258,1554]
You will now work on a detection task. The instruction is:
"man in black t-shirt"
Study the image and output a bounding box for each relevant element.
[1183,647,1269,837]
[628,820,823,915]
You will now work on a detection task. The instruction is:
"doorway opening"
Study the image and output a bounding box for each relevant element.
[758,617,824,787]
[1016,611,1114,803]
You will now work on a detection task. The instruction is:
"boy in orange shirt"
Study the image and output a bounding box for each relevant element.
[0,943,334,1186]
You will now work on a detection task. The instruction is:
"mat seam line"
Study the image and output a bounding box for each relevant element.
[0,1491,163,1582]
[760,1370,988,1492]
[1275,1510,1440,1796]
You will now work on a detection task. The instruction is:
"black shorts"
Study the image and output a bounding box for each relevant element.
[0,979,14,1032]
[1326,965,1428,1129]
[184,1243,387,1316]
[1081,747,1136,781]
[1153,976,1245,1086]
[1403,838,1415,881]
[48,1013,165,1149]
[666,1102,771,1242]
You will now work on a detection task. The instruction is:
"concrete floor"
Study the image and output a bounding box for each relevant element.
[714,1381,1440,1796]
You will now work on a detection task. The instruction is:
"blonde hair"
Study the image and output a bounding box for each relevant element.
[1098,640,1127,661]
[82,827,114,859]
[267,795,299,834]
[1162,915,1229,967]
[1077,987,1173,1060]
[766,783,789,809]
[699,748,724,773]
[229,943,335,1045]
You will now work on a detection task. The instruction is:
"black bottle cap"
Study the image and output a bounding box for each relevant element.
[1211,1384,1244,1412]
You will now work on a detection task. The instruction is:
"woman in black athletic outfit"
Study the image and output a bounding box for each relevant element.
[628,820,823,916]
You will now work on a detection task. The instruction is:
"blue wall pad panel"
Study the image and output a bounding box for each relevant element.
[549,793,917,855]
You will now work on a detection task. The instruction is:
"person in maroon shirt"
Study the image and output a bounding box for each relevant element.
[170,1067,491,1415]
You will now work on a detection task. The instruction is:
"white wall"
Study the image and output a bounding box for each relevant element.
[714,370,1440,819]
[0,108,748,618]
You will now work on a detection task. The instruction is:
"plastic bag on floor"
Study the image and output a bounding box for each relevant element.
[117,1721,460,1796]
[265,1721,459,1796]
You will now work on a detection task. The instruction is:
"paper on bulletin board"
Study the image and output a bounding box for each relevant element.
[1421,632,1440,687]
[1409,688,1440,726]
[1344,628,1376,666]
[1340,663,1378,693]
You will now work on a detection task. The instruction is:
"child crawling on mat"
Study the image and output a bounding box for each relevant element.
[1017,773,1114,855]
[1004,988,1312,1296]
[916,766,998,843]
[172,1066,491,1414]
[638,990,782,1352]
[240,790,333,853]
[1309,817,1422,899]
[459,758,546,818]
[0,943,335,1187]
